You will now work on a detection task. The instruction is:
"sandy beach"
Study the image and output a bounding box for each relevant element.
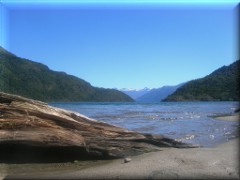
[1,137,238,179]
[214,113,239,121]
[1,112,239,179]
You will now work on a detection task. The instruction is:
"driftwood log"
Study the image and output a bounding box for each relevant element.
[0,92,197,162]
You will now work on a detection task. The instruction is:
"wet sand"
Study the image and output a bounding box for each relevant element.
[214,113,239,121]
[1,138,238,179]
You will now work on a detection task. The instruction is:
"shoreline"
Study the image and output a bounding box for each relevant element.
[213,113,239,121]
[1,113,239,179]
[2,138,239,179]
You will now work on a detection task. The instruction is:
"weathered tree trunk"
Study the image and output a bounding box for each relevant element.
[0,92,197,162]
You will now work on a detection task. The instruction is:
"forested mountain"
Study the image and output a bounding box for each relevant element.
[0,47,133,102]
[164,60,240,101]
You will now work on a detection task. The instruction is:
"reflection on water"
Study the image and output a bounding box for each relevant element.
[50,101,239,147]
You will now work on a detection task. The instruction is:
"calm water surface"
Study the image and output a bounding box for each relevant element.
[50,102,239,147]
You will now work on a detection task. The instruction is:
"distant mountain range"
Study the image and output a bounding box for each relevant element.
[0,47,133,102]
[119,84,184,102]
[164,60,240,101]
[136,83,185,102]
[119,87,152,100]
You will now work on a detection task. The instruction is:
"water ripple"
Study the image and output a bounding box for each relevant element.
[50,101,239,147]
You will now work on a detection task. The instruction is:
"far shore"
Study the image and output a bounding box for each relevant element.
[2,137,239,180]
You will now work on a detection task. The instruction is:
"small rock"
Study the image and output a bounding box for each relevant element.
[74,160,78,163]
[124,157,131,163]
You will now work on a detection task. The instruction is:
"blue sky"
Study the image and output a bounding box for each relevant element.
[0,0,239,89]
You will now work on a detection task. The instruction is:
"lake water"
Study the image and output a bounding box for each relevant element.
[50,101,239,147]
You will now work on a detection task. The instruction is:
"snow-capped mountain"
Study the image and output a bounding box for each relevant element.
[136,83,185,102]
[118,87,152,100]
[118,83,185,102]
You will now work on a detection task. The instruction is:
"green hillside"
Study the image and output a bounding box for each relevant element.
[164,60,240,101]
[0,47,133,102]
